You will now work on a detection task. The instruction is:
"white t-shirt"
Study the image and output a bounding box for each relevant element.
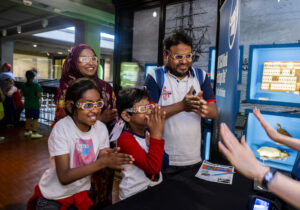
[39,116,109,200]
[119,134,162,200]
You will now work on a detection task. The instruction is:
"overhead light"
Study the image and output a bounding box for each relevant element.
[53,8,61,13]
[46,52,50,56]
[2,29,7,37]
[23,0,32,6]
[42,19,48,28]
[17,26,21,34]
[33,44,37,48]
[153,11,157,17]
[57,52,63,55]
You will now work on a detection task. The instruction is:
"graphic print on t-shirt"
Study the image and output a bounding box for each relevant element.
[161,86,172,101]
[73,138,95,168]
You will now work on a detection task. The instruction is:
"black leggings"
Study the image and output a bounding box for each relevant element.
[36,197,77,210]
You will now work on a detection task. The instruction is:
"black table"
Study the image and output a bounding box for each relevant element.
[105,165,256,210]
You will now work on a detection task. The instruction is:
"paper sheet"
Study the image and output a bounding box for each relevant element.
[195,160,234,185]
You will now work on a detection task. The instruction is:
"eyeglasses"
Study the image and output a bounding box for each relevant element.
[167,50,193,61]
[78,56,98,63]
[125,104,154,113]
[76,100,104,110]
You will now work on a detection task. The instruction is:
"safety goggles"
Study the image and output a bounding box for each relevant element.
[167,50,193,61]
[78,56,98,63]
[125,104,154,113]
[76,100,104,110]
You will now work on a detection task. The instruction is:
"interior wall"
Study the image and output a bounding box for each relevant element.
[239,0,300,113]
[132,7,160,87]
[165,0,218,71]
[13,53,52,80]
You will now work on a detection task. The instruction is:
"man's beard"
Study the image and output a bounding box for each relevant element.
[169,64,190,77]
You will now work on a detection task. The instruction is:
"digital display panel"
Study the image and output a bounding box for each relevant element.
[246,110,300,172]
[253,198,269,210]
[261,61,300,93]
[120,62,139,88]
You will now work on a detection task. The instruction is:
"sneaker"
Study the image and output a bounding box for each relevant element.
[24,131,32,136]
[31,133,43,138]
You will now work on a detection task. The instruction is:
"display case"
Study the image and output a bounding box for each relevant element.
[245,110,300,172]
[247,43,300,107]
[208,46,243,84]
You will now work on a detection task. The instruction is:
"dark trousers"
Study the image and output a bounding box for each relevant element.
[36,197,77,210]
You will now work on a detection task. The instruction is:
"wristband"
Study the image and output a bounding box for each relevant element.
[261,168,277,190]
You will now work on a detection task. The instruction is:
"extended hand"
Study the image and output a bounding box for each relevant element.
[253,107,280,142]
[218,123,269,182]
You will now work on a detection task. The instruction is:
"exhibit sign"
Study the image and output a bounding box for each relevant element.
[208,46,243,84]
[215,0,240,133]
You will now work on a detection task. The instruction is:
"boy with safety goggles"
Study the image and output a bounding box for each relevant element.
[116,88,168,200]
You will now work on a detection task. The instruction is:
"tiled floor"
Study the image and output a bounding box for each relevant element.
[0,123,50,210]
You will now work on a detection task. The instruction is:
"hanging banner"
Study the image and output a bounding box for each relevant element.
[214,0,240,139]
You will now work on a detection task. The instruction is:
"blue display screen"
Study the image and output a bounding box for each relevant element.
[246,110,300,171]
[253,198,269,210]
[247,43,300,107]
[145,64,157,78]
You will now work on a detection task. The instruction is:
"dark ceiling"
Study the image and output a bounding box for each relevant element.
[0,0,115,57]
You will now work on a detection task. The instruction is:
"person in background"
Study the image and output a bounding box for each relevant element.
[4,78,24,126]
[144,30,217,178]
[27,78,134,210]
[116,88,166,200]
[0,63,15,90]
[54,43,117,208]
[219,121,300,209]
[21,70,43,138]
[0,63,16,127]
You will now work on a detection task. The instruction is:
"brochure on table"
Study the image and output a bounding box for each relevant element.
[195,160,234,185]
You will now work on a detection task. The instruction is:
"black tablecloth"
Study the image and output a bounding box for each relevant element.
[105,165,255,210]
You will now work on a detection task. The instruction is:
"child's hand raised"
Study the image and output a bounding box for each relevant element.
[146,105,166,140]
